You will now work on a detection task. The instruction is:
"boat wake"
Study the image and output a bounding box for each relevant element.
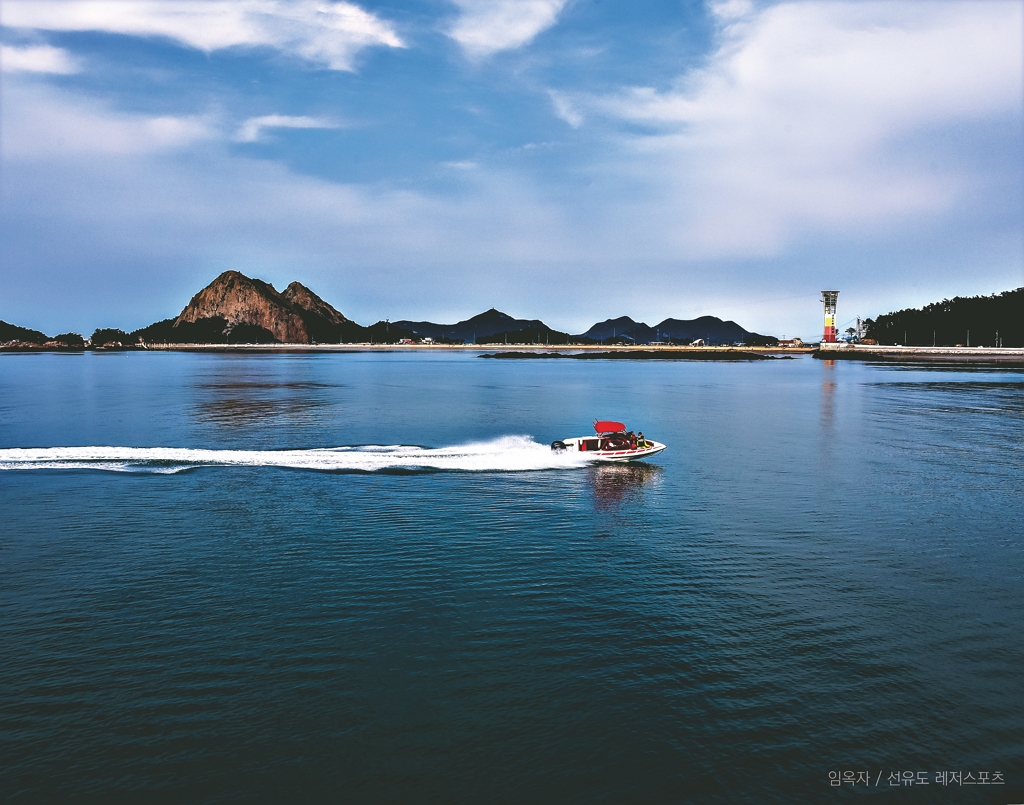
[0,436,596,474]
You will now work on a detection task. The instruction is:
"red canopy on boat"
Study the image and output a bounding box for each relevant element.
[594,420,626,433]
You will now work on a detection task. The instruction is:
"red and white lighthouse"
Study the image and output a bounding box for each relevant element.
[821,290,839,343]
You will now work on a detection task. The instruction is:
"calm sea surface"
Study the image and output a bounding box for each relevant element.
[1,351,1022,803]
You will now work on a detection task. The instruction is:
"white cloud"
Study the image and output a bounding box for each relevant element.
[1,81,213,157]
[708,0,752,22]
[235,114,340,142]
[2,0,403,70]
[447,0,568,58]
[0,44,80,74]
[547,89,581,127]
[0,80,578,312]
[576,1,1023,257]
[1,3,1020,336]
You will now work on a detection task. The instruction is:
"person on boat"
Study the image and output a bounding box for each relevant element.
[637,431,647,448]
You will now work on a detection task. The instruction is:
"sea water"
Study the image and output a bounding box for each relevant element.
[1,351,1021,803]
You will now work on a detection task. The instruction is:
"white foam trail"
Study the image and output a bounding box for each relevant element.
[0,436,595,474]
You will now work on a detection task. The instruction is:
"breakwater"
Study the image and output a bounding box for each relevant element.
[480,350,778,360]
[816,342,1024,365]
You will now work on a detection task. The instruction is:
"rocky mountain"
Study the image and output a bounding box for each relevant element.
[283,282,349,326]
[394,308,550,343]
[98,270,778,346]
[281,280,374,343]
[130,271,408,344]
[174,271,310,343]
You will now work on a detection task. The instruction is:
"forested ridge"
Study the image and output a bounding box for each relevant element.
[864,288,1023,347]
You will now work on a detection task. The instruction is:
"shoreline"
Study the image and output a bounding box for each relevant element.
[2,343,816,355]
[129,343,817,355]
[6,341,1024,364]
[815,343,1024,365]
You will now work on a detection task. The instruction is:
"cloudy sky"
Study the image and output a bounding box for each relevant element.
[1,0,1021,337]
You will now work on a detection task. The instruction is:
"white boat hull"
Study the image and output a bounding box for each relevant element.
[554,437,666,463]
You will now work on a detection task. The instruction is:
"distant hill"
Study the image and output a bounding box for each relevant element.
[477,326,574,345]
[1,320,85,348]
[133,271,412,344]
[450,312,751,346]
[656,316,755,344]
[577,317,644,342]
[1,320,48,344]
[865,287,1023,347]
[131,282,773,345]
[6,272,780,348]
[394,308,552,343]
[575,315,766,345]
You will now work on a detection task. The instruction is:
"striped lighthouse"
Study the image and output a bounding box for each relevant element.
[821,290,839,343]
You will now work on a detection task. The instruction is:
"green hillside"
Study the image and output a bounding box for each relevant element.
[864,288,1023,347]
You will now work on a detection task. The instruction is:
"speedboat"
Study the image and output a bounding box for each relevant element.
[551,420,666,462]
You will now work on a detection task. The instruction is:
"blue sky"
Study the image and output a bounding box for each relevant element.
[1,0,1022,338]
